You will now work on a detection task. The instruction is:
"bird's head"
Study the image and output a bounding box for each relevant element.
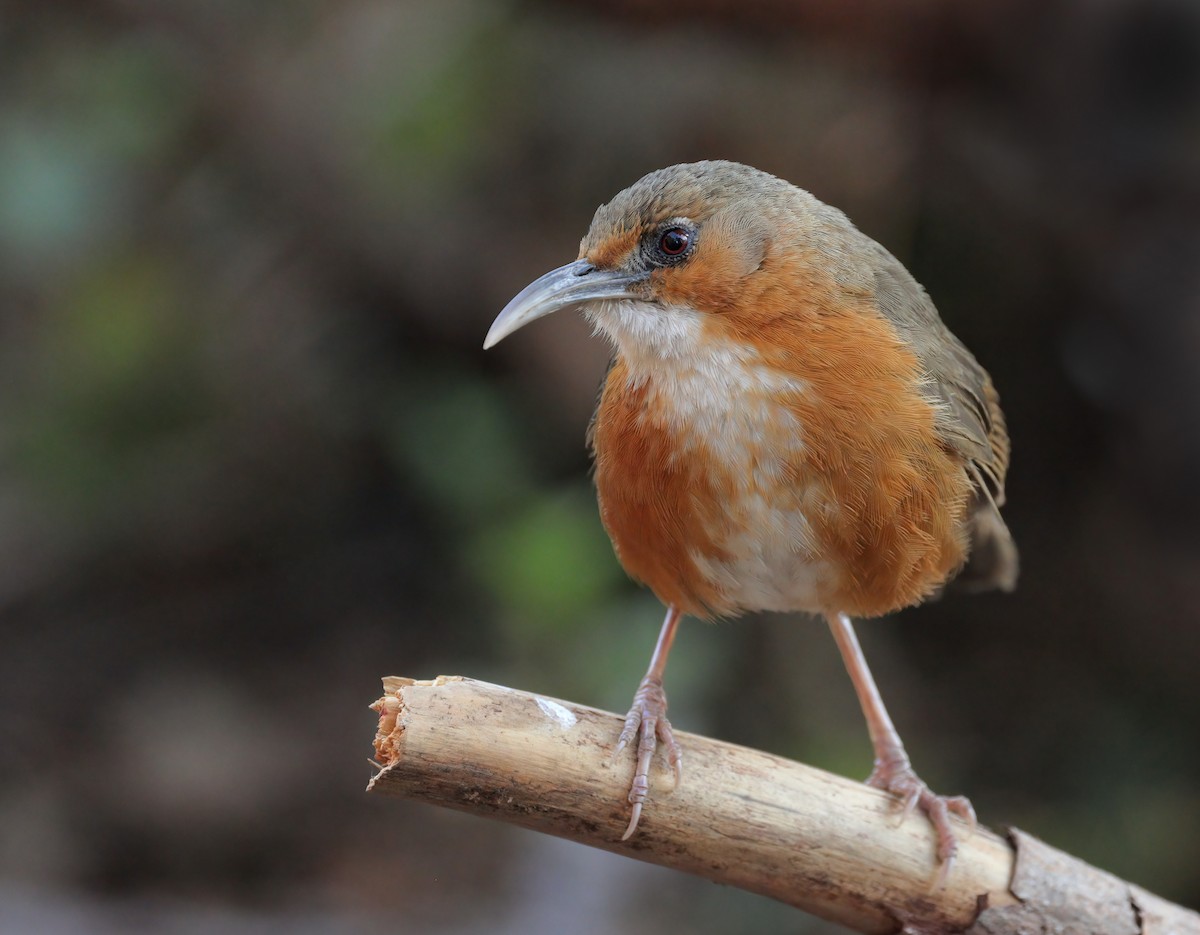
[484,161,846,362]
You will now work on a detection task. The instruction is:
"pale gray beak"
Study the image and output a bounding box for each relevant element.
[483,259,646,349]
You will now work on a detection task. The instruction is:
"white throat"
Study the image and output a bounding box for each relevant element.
[584,299,707,368]
[586,298,807,442]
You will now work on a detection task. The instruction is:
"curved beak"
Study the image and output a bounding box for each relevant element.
[484,259,646,349]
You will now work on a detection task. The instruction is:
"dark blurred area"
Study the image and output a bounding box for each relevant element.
[2,0,1198,932]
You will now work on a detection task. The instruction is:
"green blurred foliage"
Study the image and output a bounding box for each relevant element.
[363,5,513,183]
[387,366,536,520]
[10,255,223,564]
[470,485,622,629]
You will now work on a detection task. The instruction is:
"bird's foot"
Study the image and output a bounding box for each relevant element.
[612,676,682,840]
[867,756,975,884]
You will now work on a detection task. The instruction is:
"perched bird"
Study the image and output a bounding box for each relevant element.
[484,161,1016,875]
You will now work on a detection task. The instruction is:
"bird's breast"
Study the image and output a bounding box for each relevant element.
[589,312,974,620]
[590,342,829,618]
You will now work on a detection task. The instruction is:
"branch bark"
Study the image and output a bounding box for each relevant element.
[367,675,1199,935]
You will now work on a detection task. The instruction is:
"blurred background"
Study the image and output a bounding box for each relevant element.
[2,0,1199,932]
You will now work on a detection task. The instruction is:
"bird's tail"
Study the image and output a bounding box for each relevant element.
[954,501,1018,593]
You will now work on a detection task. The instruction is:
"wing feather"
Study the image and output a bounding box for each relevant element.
[870,250,1018,590]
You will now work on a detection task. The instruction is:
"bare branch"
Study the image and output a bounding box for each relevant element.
[368,676,1199,935]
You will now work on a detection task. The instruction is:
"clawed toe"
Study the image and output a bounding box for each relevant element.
[614,677,681,839]
[945,795,976,831]
[868,759,973,879]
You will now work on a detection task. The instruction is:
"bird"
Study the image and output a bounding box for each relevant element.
[483,160,1016,878]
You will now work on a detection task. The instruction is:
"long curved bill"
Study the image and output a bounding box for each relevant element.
[483,259,646,349]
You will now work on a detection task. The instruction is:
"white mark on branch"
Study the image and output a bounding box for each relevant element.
[535,697,577,729]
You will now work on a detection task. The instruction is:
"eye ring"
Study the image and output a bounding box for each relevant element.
[658,227,691,257]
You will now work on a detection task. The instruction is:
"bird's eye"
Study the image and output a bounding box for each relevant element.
[658,227,691,257]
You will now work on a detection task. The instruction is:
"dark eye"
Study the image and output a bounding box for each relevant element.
[658,227,691,257]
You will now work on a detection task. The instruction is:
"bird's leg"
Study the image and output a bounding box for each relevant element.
[826,612,975,881]
[614,604,684,840]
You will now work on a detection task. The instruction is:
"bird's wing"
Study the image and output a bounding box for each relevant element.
[869,248,1017,590]
[869,248,1009,504]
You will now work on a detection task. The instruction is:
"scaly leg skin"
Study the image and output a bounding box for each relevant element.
[614,605,684,840]
[827,612,976,886]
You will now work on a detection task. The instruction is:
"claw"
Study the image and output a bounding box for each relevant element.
[946,795,977,835]
[613,708,640,760]
[613,676,680,838]
[868,758,973,885]
[621,802,643,841]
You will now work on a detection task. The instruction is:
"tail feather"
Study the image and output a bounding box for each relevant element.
[954,501,1018,593]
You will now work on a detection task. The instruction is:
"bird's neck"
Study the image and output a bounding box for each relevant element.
[598,309,806,453]
[585,299,708,367]
[588,299,793,393]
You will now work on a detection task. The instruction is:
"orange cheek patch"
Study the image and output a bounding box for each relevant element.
[582,228,641,270]
[651,227,765,313]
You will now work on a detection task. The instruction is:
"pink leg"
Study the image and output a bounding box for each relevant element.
[827,612,975,881]
[614,604,684,840]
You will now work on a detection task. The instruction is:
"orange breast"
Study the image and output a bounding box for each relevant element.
[591,361,733,617]
[590,309,973,620]
[773,311,972,616]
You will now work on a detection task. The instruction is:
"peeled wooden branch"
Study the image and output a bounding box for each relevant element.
[368,675,1198,935]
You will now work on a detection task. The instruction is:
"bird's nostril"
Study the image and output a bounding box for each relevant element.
[575,264,595,277]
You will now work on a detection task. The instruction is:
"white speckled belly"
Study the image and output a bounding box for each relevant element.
[690,495,832,614]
